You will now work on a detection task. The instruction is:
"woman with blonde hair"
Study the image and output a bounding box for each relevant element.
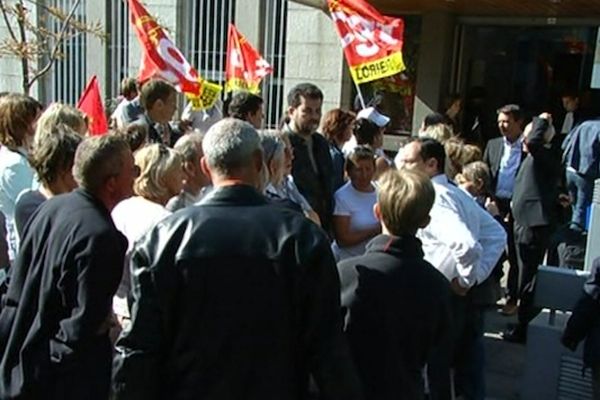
[13,103,88,240]
[455,161,492,200]
[34,103,88,141]
[260,130,321,226]
[111,143,184,323]
[444,138,482,179]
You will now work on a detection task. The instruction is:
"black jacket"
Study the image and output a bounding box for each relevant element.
[0,189,127,400]
[112,184,361,400]
[512,117,562,228]
[338,234,452,400]
[288,129,334,232]
[483,136,526,198]
[563,258,600,367]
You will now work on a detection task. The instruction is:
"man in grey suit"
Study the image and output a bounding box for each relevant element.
[483,104,525,315]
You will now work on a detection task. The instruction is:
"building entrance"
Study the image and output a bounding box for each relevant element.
[455,23,600,143]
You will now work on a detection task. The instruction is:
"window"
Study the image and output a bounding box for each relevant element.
[46,0,88,105]
[107,0,130,99]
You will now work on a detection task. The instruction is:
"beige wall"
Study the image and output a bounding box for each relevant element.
[0,6,39,96]
[412,12,456,134]
[283,2,349,113]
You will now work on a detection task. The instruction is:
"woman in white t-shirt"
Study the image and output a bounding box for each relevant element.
[332,145,381,261]
[111,144,184,324]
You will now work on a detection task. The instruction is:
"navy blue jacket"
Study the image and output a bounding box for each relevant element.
[562,119,600,179]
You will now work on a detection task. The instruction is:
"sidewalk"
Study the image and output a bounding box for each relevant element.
[483,308,525,400]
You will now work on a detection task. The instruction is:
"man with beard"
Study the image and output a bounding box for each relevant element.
[284,83,334,232]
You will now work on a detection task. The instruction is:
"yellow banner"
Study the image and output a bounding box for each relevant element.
[225,78,261,94]
[349,52,406,84]
[187,80,223,111]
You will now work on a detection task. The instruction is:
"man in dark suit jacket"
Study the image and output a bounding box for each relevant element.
[285,83,334,233]
[138,79,180,147]
[504,114,562,342]
[0,135,135,399]
[483,104,525,315]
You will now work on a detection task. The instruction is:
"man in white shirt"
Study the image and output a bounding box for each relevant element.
[397,138,506,292]
[397,137,506,400]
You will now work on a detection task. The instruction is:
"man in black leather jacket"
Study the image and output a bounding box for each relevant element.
[112,118,362,400]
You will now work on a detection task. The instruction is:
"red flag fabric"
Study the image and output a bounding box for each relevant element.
[327,0,405,84]
[128,0,201,96]
[77,76,108,136]
[225,23,272,93]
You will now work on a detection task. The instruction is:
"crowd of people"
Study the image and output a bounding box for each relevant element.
[0,77,598,400]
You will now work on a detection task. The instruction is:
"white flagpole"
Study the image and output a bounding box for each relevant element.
[353,80,366,109]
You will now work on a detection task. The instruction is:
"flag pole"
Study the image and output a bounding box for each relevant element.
[354,80,366,109]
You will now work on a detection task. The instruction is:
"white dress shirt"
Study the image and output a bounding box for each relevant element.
[111,196,172,318]
[418,174,506,288]
[495,136,523,199]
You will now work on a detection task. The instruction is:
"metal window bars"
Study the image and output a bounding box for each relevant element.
[107,0,130,100]
[47,0,88,105]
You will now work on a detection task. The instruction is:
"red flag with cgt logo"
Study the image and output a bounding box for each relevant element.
[328,0,405,84]
[127,0,221,109]
[225,23,272,93]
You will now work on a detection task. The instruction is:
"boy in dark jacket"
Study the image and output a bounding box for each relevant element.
[338,169,453,400]
[562,257,600,399]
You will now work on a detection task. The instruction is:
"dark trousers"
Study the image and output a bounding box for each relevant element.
[52,337,112,400]
[454,295,486,400]
[427,294,485,400]
[566,169,594,229]
[514,223,552,327]
[496,198,519,301]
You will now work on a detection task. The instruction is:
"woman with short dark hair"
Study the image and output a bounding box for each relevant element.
[321,109,355,191]
[331,146,380,261]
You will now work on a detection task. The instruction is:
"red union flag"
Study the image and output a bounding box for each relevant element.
[225,24,272,93]
[77,76,108,136]
[127,0,221,109]
[328,0,405,84]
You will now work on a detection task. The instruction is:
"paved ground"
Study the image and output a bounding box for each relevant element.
[483,307,525,400]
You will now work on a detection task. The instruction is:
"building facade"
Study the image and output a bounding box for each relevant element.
[1,0,600,139]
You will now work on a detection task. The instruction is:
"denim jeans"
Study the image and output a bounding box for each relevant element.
[566,169,594,229]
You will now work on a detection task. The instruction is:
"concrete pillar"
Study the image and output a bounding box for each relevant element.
[235,0,266,52]
[412,12,456,134]
[283,2,347,113]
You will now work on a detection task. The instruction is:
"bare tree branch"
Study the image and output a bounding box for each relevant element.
[289,0,328,13]
[24,0,105,40]
[27,0,83,91]
[0,0,18,42]
[15,1,30,93]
